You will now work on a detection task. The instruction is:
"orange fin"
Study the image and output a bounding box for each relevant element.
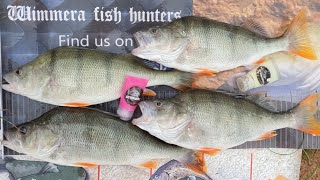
[256,131,277,140]
[285,9,317,60]
[140,160,157,169]
[198,147,221,156]
[73,162,98,168]
[255,58,267,65]
[142,89,156,97]
[64,102,90,107]
[292,93,320,136]
[182,151,207,174]
[195,68,217,76]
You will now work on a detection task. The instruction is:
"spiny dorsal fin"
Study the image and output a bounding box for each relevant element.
[241,20,270,37]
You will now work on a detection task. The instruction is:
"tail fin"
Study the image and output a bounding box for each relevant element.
[292,93,320,135]
[181,151,207,174]
[285,10,317,60]
[308,24,320,58]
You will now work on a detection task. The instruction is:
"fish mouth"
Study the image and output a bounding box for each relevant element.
[133,31,148,48]
[131,105,142,119]
[2,77,14,92]
[132,101,151,128]
[132,102,149,125]
[1,132,9,146]
[2,79,9,85]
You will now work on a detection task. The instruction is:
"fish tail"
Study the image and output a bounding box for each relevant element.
[181,151,207,174]
[285,9,317,60]
[178,67,248,91]
[174,72,194,91]
[292,93,320,136]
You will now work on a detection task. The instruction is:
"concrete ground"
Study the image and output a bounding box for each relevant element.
[6,148,302,180]
[84,148,302,180]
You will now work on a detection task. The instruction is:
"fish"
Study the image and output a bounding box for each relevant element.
[150,160,212,180]
[132,10,317,74]
[185,66,249,93]
[187,52,320,92]
[2,47,188,107]
[133,90,320,153]
[0,157,87,180]
[2,107,206,174]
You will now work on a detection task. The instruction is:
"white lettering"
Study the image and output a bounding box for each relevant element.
[94,7,121,24]
[129,8,182,24]
[7,6,86,22]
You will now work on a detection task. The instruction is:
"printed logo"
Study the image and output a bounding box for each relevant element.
[125,86,143,106]
[256,66,271,85]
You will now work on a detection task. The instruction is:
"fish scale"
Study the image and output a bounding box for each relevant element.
[175,17,286,69]
[132,11,315,73]
[179,91,294,149]
[3,47,185,106]
[4,107,191,167]
[133,90,320,152]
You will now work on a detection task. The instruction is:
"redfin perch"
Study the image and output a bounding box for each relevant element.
[132,10,317,73]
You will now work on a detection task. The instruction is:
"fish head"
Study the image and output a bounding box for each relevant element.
[132,25,189,65]
[3,120,60,157]
[132,99,191,142]
[2,56,51,97]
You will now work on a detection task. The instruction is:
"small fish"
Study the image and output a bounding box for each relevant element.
[150,160,212,180]
[0,158,87,180]
[2,107,206,174]
[132,10,317,73]
[2,47,189,106]
[133,90,320,154]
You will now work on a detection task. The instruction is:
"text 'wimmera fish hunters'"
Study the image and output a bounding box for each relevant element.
[7,6,182,24]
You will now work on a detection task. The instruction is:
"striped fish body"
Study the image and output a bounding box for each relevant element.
[3,47,183,106]
[132,12,316,73]
[134,90,320,151]
[3,107,190,167]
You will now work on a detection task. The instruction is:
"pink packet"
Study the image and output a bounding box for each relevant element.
[117,75,149,121]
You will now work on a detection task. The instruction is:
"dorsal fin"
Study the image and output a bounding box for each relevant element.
[241,20,270,37]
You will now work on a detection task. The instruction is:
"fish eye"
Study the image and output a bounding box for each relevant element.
[150,28,159,35]
[15,69,22,76]
[19,126,27,135]
[156,101,162,107]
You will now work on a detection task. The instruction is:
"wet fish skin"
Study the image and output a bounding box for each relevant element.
[2,107,193,168]
[132,12,316,73]
[133,90,320,151]
[2,47,184,106]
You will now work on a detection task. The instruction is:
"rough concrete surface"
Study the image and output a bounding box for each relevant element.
[6,148,301,179]
[194,0,320,37]
[85,149,301,180]
[205,149,301,180]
